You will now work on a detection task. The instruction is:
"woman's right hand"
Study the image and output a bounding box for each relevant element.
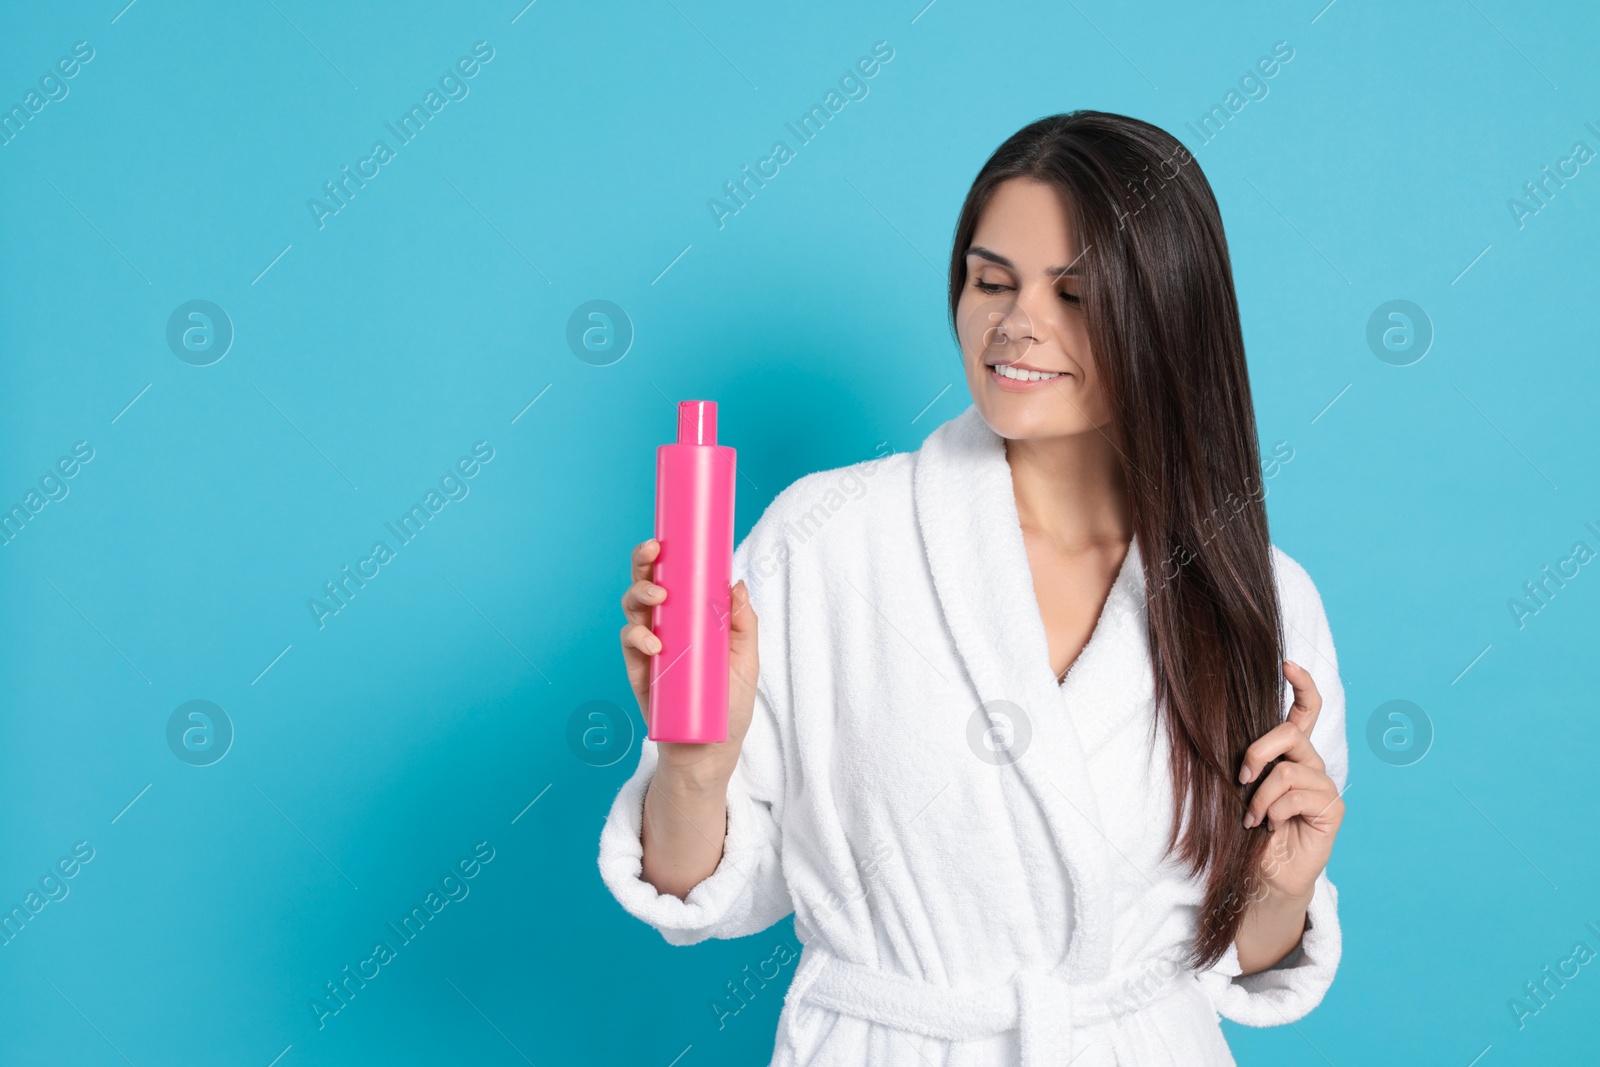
[620,537,759,789]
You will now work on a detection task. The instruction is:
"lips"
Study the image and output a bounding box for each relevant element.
[986,359,1069,385]
[985,355,1067,373]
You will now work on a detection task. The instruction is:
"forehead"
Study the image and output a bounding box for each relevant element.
[968,177,1081,268]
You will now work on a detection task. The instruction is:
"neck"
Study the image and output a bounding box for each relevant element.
[1005,427,1133,552]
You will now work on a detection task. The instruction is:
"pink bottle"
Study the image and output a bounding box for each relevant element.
[648,400,736,743]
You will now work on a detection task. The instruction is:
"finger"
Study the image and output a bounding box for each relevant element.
[1262,783,1344,835]
[621,577,667,627]
[631,537,661,584]
[728,580,757,637]
[620,621,662,659]
[620,622,659,719]
[728,580,760,689]
[1283,659,1323,737]
[1243,760,1318,828]
[1239,720,1324,785]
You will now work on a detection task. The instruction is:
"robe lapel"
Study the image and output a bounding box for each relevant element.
[913,403,1147,984]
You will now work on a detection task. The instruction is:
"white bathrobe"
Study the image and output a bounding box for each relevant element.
[599,404,1347,1066]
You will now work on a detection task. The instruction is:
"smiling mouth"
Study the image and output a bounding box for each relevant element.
[988,362,1066,382]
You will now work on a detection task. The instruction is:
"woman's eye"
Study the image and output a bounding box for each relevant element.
[1060,290,1081,304]
[973,279,1009,294]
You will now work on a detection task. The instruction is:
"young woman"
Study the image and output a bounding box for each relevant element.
[600,111,1347,1066]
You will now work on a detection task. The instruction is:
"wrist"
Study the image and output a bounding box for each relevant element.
[1255,883,1314,923]
[653,757,734,798]
[1235,882,1314,975]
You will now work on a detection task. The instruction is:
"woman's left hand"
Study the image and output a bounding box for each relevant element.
[1238,661,1345,903]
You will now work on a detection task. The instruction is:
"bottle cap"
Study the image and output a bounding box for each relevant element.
[677,400,717,445]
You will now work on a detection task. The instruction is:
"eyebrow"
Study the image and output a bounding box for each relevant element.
[965,245,1084,277]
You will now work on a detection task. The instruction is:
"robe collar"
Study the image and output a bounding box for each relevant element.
[912,403,1152,982]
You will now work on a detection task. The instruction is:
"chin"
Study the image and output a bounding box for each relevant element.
[973,396,1093,442]
[972,396,1062,438]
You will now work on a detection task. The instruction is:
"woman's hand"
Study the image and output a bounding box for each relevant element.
[1232,660,1345,973]
[1239,660,1345,904]
[622,537,762,899]
[620,537,760,789]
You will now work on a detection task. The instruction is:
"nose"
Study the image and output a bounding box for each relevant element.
[995,308,1036,346]
[1012,281,1061,341]
[990,289,1050,361]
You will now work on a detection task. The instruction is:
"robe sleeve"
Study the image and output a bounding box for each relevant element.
[595,512,797,947]
[1196,548,1347,1026]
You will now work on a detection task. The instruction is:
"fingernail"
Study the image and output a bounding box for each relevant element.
[649,636,662,653]
[1239,765,1253,784]
[647,584,663,597]
[1243,812,1256,829]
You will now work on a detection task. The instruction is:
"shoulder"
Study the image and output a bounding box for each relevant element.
[1269,542,1339,661]
[1269,543,1348,781]
[1269,544,1324,617]
[733,448,915,585]
[766,447,911,520]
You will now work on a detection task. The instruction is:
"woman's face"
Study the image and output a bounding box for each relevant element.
[956,177,1114,442]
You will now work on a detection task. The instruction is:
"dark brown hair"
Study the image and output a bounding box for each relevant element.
[947,110,1284,970]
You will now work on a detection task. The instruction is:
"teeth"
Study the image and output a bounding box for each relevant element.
[992,363,1062,382]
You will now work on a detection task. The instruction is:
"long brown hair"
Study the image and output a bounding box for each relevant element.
[946,111,1284,969]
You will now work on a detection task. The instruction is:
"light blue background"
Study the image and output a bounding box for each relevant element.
[2,1,1597,1064]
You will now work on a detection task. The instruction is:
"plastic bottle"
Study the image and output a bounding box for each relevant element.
[648,400,736,742]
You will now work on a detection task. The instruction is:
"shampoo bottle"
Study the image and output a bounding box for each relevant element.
[648,400,735,742]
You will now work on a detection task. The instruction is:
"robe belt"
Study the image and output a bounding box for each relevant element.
[796,943,1191,1066]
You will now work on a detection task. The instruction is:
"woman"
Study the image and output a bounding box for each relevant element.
[599,111,1347,1066]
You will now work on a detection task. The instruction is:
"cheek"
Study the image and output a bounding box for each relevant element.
[953,295,976,342]
[1077,373,1116,425]
[956,292,1009,359]
[954,301,985,361]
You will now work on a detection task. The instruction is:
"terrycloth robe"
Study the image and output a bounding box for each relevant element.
[599,404,1347,1066]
